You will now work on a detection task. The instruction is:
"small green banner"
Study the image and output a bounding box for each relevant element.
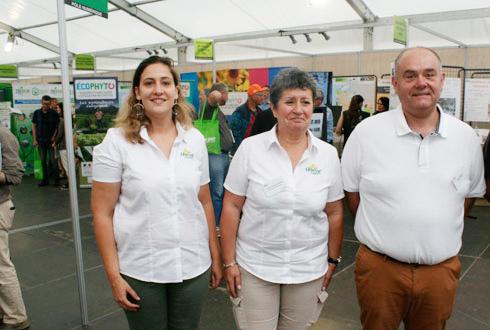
[194,39,214,60]
[75,54,95,71]
[64,0,108,18]
[393,16,408,46]
[0,65,17,78]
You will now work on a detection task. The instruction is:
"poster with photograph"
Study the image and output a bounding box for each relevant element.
[438,77,462,118]
[332,76,376,113]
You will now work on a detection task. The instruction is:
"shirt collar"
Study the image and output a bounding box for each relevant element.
[140,121,188,144]
[266,125,319,153]
[394,104,447,138]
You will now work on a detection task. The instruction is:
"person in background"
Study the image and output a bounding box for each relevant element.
[0,125,29,330]
[342,47,485,330]
[314,89,334,144]
[200,83,234,228]
[32,95,60,187]
[50,98,59,115]
[374,96,390,115]
[229,84,266,153]
[91,56,222,330]
[54,102,78,190]
[258,85,270,111]
[335,94,370,147]
[221,68,344,329]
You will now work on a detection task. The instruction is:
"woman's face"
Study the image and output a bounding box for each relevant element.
[272,88,313,133]
[377,100,385,111]
[134,63,178,119]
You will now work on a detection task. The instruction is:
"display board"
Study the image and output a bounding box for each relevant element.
[464,78,490,122]
[12,83,74,118]
[332,76,376,113]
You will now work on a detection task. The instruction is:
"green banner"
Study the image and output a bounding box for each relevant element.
[64,0,108,18]
[0,65,17,78]
[393,16,408,46]
[194,39,214,60]
[75,54,95,70]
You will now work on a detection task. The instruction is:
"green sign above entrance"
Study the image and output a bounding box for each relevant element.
[64,0,108,18]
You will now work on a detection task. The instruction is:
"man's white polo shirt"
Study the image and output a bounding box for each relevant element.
[341,106,485,265]
[92,123,211,283]
[224,127,344,284]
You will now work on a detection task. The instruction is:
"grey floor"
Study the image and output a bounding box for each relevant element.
[8,176,490,330]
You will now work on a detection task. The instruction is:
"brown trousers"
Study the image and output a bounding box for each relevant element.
[355,244,461,330]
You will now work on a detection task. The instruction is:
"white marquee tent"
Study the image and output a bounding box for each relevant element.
[2,0,490,79]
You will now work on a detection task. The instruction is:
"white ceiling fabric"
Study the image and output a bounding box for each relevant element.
[1,0,490,78]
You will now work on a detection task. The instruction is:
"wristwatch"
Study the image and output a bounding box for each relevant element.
[327,256,342,265]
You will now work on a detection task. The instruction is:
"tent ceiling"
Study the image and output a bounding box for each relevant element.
[1,0,490,79]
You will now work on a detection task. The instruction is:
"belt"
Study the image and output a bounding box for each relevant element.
[362,244,421,266]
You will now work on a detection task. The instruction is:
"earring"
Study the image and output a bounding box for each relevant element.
[133,102,145,120]
[172,99,178,116]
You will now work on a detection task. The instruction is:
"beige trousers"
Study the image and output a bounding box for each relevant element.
[231,266,327,330]
[0,200,28,325]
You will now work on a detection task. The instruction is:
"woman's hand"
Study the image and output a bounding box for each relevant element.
[322,264,336,291]
[210,259,223,289]
[224,265,242,298]
[110,275,140,311]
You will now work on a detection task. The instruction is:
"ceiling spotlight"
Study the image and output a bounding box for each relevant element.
[153,49,159,55]
[304,34,312,43]
[289,35,297,44]
[160,47,168,54]
[146,49,152,55]
[319,32,330,41]
[4,33,15,52]
[53,62,57,69]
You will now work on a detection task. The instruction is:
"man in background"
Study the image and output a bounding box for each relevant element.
[229,84,266,153]
[314,89,334,144]
[31,95,59,187]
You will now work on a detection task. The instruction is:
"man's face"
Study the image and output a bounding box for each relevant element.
[251,92,265,106]
[392,48,445,117]
[41,100,51,111]
[219,90,228,106]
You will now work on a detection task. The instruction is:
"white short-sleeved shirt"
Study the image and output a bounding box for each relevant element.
[224,127,344,284]
[92,123,211,283]
[342,106,485,265]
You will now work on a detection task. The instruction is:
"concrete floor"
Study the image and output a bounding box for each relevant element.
[8,176,490,329]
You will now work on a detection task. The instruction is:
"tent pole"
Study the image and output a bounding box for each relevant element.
[56,0,89,326]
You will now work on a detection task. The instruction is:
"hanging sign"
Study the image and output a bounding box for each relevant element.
[393,16,408,46]
[194,39,214,60]
[64,0,108,18]
[0,65,17,78]
[75,54,95,71]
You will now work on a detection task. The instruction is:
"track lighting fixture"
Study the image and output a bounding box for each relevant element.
[4,33,15,52]
[146,49,152,55]
[304,34,312,43]
[160,47,168,54]
[319,32,330,41]
[153,49,159,55]
[289,35,297,44]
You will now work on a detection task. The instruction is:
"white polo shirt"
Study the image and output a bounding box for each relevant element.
[224,127,344,284]
[342,106,485,265]
[92,123,211,283]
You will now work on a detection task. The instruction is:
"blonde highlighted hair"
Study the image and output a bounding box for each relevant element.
[115,56,196,144]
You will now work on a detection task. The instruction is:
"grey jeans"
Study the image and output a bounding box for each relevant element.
[122,268,210,330]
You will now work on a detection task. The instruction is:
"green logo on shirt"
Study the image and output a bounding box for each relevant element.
[180,149,194,159]
[306,164,321,175]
